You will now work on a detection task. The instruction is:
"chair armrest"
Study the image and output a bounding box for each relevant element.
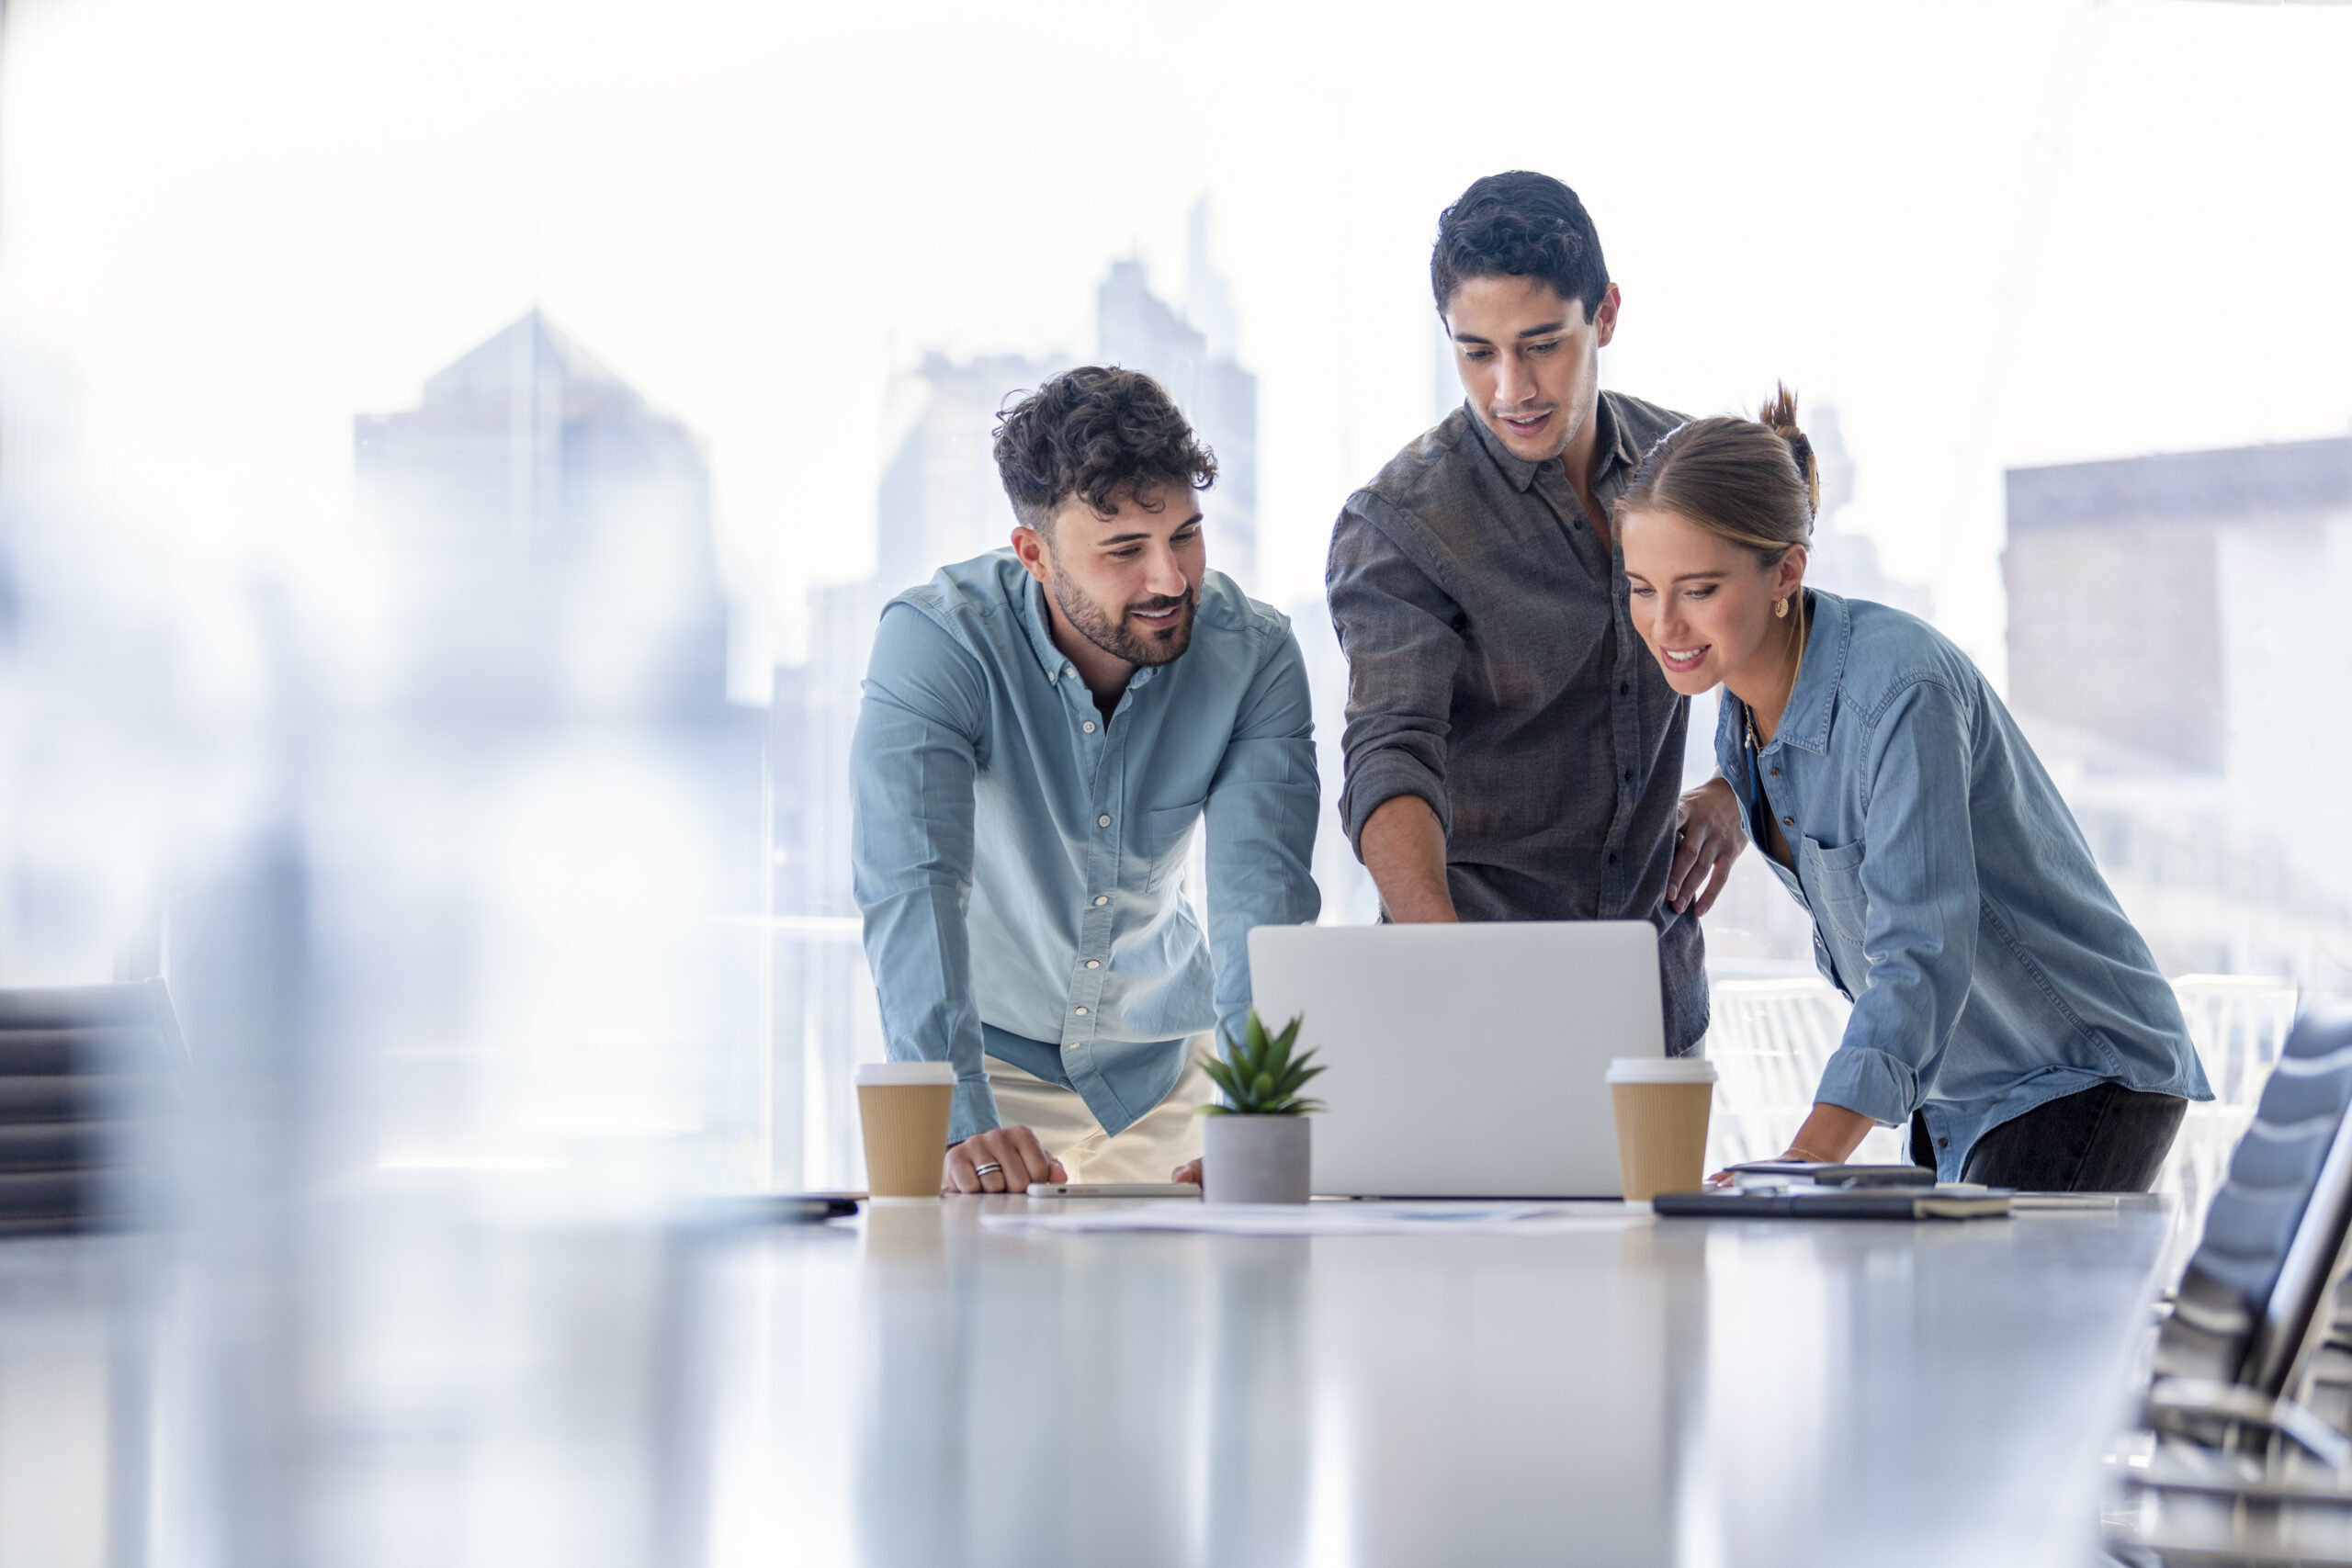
[2147,1376,2352,1471]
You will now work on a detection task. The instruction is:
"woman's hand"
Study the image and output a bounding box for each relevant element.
[1670,777,1747,915]
[1708,1105,1882,1185]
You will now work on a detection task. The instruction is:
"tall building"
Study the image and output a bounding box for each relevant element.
[355,309,729,715]
[354,310,766,1179]
[2005,434,2352,979]
[1095,202,1259,591]
[1798,404,1931,621]
[874,353,1071,595]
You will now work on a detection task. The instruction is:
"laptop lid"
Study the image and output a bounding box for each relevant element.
[1246,921,1666,1199]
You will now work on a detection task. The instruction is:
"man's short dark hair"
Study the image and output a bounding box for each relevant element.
[992,366,1216,532]
[1430,171,1610,321]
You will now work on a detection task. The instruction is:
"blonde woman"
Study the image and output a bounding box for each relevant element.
[1616,389,2209,1190]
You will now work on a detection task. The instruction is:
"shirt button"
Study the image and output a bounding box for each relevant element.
[1607,852,1619,865]
[1075,1006,1089,1016]
[1093,895,1109,907]
[1619,682,1629,695]
[1065,665,1076,677]
[1781,816,1795,827]
[1082,720,1096,733]
[1623,770,1633,783]
[1938,1137,1950,1150]
[1098,814,1112,828]
[1769,767,1781,776]
[1086,960,1101,969]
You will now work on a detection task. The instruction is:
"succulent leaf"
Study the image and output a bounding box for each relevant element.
[1202,1009,1319,1114]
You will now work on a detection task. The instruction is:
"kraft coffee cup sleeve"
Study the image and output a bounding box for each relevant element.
[855,1061,957,1088]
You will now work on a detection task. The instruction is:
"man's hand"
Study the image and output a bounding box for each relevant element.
[943,1125,1067,1195]
[1669,777,1747,916]
[1172,1157,1203,1187]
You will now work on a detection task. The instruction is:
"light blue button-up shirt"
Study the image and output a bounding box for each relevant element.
[852,550,1321,1146]
[1720,589,2211,1179]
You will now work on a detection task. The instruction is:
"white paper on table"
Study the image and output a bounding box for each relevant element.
[978,1201,1645,1237]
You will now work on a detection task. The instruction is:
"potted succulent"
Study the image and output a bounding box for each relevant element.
[1198,1010,1325,1204]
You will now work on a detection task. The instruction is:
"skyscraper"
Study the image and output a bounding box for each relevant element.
[354,308,730,714]
[1096,209,1259,590]
[874,352,1071,595]
[2005,434,2352,978]
[353,310,765,1180]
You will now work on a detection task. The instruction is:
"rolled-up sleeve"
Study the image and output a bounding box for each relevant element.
[1203,625,1324,1051]
[1812,679,1982,1127]
[1326,495,1465,851]
[850,603,999,1145]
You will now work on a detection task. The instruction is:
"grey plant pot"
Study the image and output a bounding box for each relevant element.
[1202,1114,1312,1204]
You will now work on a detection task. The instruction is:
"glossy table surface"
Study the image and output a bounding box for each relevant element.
[698,1195,2177,1568]
[0,1192,2177,1568]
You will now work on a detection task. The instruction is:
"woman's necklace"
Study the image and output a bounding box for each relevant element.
[1743,596,1810,757]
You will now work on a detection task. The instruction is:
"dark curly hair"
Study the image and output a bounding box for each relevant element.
[1430,171,1610,321]
[991,366,1216,532]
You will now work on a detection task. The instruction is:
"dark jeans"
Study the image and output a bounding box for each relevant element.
[1908,1081,2188,1192]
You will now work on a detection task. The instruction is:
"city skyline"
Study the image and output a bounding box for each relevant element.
[11,1,2347,709]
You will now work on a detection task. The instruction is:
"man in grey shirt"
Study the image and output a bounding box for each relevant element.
[1326,170,1747,1053]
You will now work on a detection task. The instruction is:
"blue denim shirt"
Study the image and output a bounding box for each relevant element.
[852,550,1321,1145]
[1719,590,2210,1179]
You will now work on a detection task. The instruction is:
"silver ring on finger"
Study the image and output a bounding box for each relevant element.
[972,1161,1003,1179]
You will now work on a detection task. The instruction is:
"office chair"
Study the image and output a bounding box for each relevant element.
[2109,994,2352,1564]
[0,978,187,1237]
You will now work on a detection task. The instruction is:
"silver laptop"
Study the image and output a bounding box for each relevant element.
[1245,921,1667,1198]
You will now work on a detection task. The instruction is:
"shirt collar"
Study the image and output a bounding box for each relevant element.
[1762,588,1849,756]
[1463,389,1637,496]
[1015,571,1071,681]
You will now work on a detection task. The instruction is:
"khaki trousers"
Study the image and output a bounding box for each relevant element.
[985,1035,1214,1183]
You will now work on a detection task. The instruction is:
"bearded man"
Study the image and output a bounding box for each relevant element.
[853,366,1320,1194]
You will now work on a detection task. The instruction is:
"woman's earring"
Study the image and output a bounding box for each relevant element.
[1774,597,1789,619]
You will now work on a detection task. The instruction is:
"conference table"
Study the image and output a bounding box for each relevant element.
[701,1193,2179,1568]
[0,1190,2179,1567]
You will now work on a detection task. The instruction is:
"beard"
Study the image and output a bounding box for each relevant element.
[1054,578,1197,667]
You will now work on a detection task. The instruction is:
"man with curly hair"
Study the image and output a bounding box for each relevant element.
[1327,171,1749,1057]
[854,366,1320,1194]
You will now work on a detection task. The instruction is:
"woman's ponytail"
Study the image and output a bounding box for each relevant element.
[1758,383,1819,521]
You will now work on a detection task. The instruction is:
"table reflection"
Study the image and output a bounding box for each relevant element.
[0,1192,2173,1568]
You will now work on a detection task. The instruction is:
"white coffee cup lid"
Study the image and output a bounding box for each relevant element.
[1606,1056,1717,1085]
[854,1060,956,1087]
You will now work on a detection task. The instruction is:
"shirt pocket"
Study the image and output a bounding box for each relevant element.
[1804,836,1870,947]
[1145,800,1205,892]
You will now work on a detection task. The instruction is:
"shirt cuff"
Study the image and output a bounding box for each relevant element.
[947,1073,1001,1147]
[1812,1045,1921,1128]
[1341,750,1453,852]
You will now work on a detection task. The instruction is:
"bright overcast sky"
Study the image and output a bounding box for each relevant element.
[4,0,2348,684]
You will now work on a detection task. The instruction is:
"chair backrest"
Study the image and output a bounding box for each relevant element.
[2156,993,2352,1394]
[0,979,187,1237]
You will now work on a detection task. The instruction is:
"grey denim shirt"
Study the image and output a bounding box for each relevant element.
[1326,389,1707,1053]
